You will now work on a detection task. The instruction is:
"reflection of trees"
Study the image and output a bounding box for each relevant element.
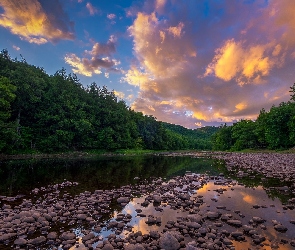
[0,156,215,196]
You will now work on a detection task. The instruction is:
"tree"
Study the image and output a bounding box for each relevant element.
[290,83,295,101]
[0,76,17,151]
[231,119,258,150]
[212,124,233,151]
[264,102,294,149]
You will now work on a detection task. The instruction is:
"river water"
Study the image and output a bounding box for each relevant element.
[0,155,294,249]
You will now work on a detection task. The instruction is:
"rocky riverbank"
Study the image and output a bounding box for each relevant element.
[0,152,294,249]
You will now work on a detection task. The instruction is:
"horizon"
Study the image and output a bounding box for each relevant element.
[0,0,294,129]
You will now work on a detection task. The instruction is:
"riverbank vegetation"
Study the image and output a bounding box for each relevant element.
[212,84,295,151]
[0,49,217,154]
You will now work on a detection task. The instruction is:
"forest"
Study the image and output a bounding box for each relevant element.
[0,49,216,153]
[1,49,294,154]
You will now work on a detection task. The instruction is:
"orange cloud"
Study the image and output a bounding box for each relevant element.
[114,91,125,99]
[0,0,74,44]
[205,39,273,84]
[123,66,150,88]
[167,22,184,38]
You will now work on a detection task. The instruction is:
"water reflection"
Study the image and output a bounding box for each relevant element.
[0,156,216,197]
[0,156,294,250]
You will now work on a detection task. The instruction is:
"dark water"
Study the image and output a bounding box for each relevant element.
[0,155,295,249]
[0,155,218,197]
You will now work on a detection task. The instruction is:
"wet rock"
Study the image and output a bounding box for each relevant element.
[159,232,181,250]
[206,211,220,220]
[227,219,242,227]
[274,224,288,232]
[102,243,114,250]
[82,232,95,241]
[252,217,265,223]
[231,231,244,240]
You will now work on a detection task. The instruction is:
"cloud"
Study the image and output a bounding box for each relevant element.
[0,0,75,44]
[107,14,116,20]
[124,0,294,128]
[86,2,98,16]
[205,39,275,85]
[12,45,20,51]
[114,91,125,99]
[65,36,120,77]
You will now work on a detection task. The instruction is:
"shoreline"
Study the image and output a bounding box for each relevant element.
[1,148,294,161]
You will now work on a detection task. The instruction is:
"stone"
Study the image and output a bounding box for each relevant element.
[153,194,162,203]
[60,232,76,240]
[117,197,130,204]
[82,232,95,241]
[124,243,145,250]
[102,243,114,250]
[274,224,288,232]
[29,236,46,245]
[159,232,180,250]
[14,238,27,246]
[47,232,57,239]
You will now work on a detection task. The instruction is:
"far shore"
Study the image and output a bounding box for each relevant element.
[0,148,294,161]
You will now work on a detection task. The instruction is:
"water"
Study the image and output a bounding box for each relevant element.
[0,155,294,249]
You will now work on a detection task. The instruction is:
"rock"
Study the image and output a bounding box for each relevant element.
[231,231,244,239]
[186,221,201,229]
[47,232,57,240]
[82,232,95,241]
[29,236,46,245]
[153,194,162,203]
[102,243,114,250]
[60,232,76,240]
[124,243,145,250]
[227,219,242,227]
[159,232,181,250]
[274,224,288,232]
[117,197,130,204]
[252,217,265,223]
[187,214,202,223]
[149,231,160,239]
[76,213,87,220]
[14,238,27,246]
[206,211,220,220]
[22,216,35,223]
[0,233,17,241]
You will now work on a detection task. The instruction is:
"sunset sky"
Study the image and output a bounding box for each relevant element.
[1,0,294,128]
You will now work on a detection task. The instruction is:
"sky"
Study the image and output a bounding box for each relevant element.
[0,0,294,128]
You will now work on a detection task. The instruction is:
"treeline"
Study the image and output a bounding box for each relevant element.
[0,49,217,153]
[212,87,295,151]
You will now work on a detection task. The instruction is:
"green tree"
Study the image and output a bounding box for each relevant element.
[231,119,258,150]
[212,124,233,151]
[0,76,17,151]
[264,102,295,149]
